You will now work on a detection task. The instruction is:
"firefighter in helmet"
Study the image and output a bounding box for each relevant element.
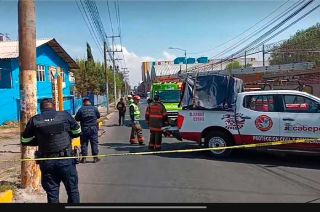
[129,95,145,145]
[145,94,168,151]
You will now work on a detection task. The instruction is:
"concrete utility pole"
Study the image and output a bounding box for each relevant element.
[106,35,122,103]
[262,44,265,67]
[18,0,41,191]
[121,67,128,95]
[103,41,109,114]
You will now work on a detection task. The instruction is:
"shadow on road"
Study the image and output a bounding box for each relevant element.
[99,142,148,153]
[155,141,320,170]
[122,120,149,129]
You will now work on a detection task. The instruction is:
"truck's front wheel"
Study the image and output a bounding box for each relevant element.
[204,131,233,158]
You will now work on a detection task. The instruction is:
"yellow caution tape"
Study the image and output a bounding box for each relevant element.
[0,138,318,163]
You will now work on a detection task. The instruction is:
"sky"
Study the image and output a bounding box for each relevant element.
[0,0,319,86]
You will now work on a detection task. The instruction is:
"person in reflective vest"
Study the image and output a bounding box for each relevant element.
[21,99,81,203]
[127,94,133,105]
[145,94,168,151]
[129,95,145,144]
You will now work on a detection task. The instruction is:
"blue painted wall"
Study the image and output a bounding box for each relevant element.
[0,43,76,125]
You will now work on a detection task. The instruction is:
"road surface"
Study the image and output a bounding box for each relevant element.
[62,99,320,203]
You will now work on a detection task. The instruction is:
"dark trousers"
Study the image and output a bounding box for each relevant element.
[39,159,80,203]
[130,121,144,143]
[149,131,162,149]
[119,111,125,126]
[80,126,99,156]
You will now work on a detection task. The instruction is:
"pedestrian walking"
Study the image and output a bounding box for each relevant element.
[145,95,168,151]
[75,98,101,163]
[21,99,81,203]
[116,97,126,126]
[129,95,145,145]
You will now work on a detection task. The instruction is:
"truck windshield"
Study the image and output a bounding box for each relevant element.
[156,90,181,103]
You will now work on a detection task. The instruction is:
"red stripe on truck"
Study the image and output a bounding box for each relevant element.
[180,132,202,143]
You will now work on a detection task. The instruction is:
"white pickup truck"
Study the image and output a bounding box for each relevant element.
[170,90,320,157]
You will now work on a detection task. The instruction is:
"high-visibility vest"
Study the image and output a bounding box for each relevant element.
[130,103,141,120]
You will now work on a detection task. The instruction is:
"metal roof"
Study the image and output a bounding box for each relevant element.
[153,63,198,77]
[0,38,79,69]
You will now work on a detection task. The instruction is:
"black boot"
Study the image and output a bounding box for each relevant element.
[93,157,101,163]
[80,158,86,164]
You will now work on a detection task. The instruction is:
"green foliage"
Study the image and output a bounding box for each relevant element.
[226,61,242,70]
[74,43,125,101]
[86,42,94,62]
[75,60,125,100]
[270,23,320,65]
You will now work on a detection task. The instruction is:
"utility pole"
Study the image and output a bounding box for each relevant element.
[103,41,109,114]
[18,0,41,191]
[262,44,265,67]
[121,67,128,95]
[244,51,247,68]
[106,35,122,103]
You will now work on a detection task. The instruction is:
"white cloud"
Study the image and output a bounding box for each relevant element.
[68,43,177,87]
[119,46,155,87]
[162,51,176,61]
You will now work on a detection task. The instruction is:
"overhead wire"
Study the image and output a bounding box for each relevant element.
[189,0,316,72]
[75,0,104,57]
[188,0,291,55]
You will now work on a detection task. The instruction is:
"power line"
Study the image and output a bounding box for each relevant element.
[188,0,291,55]
[75,0,104,57]
[211,0,306,60]
[189,0,316,72]
[106,0,114,35]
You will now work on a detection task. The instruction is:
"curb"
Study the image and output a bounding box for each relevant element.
[0,190,13,203]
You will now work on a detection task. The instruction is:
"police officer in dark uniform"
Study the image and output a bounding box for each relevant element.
[75,98,101,163]
[21,99,81,203]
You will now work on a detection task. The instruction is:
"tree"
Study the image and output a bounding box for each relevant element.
[226,61,242,70]
[269,23,320,65]
[74,43,125,101]
[86,42,94,62]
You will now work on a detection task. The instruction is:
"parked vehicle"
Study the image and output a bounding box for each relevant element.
[167,74,320,157]
[151,82,183,125]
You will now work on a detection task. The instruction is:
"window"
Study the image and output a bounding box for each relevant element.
[283,95,320,113]
[155,90,181,103]
[37,65,45,82]
[0,69,13,89]
[243,95,276,112]
[60,69,65,82]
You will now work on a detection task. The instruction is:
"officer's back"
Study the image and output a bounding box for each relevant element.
[75,99,100,127]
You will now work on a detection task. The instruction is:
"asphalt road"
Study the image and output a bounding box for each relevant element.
[62,99,320,203]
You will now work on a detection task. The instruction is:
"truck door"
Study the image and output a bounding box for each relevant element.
[279,94,320,150]
[237,94,280,144]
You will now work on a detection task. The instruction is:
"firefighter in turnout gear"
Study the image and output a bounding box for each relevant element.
[145,94,168,151]
[21,99,81,203]
[129,95,145,145]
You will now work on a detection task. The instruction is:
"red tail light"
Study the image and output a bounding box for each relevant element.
[177,114,184,129]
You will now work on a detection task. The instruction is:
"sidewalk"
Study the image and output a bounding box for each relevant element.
[0,105,117,202]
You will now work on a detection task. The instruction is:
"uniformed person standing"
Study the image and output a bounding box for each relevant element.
[75,98,101,163]
[145,95,168,151]
[116,97,126,126]
[21,99,81,203]
[129,95,145,145]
